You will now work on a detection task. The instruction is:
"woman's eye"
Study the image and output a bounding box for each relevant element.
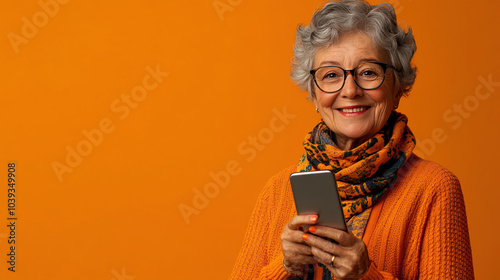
[361,70,376,76]
[322,72,340,80]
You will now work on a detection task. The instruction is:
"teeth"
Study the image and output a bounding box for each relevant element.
[339,107,368,113]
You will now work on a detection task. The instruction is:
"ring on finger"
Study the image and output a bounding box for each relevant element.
[330,255,336,267]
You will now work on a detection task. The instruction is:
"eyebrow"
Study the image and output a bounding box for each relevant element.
[318,58,380,68]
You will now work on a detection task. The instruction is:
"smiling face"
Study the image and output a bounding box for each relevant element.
[312,31,403,150]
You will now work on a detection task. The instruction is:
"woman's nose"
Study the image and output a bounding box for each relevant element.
[340,73,363,98]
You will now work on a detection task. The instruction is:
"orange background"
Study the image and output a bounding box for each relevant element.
[0,0,499,279]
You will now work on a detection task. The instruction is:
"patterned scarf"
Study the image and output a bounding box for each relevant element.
[296,111,416,280]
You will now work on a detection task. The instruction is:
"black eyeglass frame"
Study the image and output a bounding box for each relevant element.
[309,62,398,93]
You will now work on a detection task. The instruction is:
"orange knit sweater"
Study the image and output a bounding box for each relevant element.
[229,154,474,279]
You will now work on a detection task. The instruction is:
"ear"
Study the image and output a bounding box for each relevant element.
[394,89,404,109]
[312,96,319,112]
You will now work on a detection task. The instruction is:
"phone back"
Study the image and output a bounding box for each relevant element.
[290,170,347,231]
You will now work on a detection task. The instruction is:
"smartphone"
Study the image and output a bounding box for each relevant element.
[290,170,347,232]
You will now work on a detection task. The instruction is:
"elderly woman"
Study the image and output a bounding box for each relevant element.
[229,0,474,279]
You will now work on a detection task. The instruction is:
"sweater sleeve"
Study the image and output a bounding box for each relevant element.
[228,174,290,280]
[361,162,474,279]
[360,262,398,279]
[418,169,474,279]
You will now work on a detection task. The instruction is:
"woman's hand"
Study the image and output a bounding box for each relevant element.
[281,215,319,275]
[302,226,370,280]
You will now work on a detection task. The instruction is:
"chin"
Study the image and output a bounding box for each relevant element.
[337,125,375,141]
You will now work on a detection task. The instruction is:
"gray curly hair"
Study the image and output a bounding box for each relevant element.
[291,0,417,101]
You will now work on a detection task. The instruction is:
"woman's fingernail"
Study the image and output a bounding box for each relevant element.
[302,234,309,241]
[309,226,317,233]
[310,215,318,222]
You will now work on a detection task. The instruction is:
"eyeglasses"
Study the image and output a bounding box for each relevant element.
[310,62,397,93]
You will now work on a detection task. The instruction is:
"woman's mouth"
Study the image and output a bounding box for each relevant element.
[337,106,370,116]
[337,106,370,114]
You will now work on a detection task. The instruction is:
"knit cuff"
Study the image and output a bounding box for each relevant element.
[258,255,290,279]
[360,262,394,280]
